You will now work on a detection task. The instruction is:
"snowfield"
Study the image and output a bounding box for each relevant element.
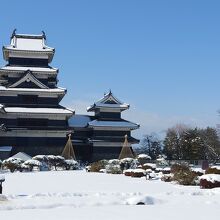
[1,170,220,220]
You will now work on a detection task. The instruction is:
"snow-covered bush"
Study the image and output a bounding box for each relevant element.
[162,167,171,174]
[155,168,163,173]
[161,174,173,182]
[156,155,169,167]
[200,174,220,189]
[205,167,220,175]
[137,154,151,165]
[171,164,199,186]
[90,160,108,172]
[120,158,137,171]
[63,159,79,170]
[108,159,120,165]
[124,169,134,176]
[142,163,156,170]
[2,157,24,172]
[171,164,188,174]
[20,164,31,172]
[32,155,49,171]
[191,168,204,176]
[105,164,122,174]
[99,169,106,173]
[32,155,49,163]
[23,159,42,171]
[47,155,65,170]
[131,169,146,178]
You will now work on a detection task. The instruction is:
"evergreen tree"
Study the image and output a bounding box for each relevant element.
[139,133,162,160]
[181,128,203,160]
[199,127,220,161]
[164,125,220,161]
[163,124,187,159]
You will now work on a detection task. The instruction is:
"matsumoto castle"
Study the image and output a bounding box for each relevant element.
[0,31,139,161]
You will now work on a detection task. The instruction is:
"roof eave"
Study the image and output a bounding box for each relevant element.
[88,125,139,130]
[2,47,55,62]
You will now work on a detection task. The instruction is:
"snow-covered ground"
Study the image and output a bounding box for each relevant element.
[1,170,220,220]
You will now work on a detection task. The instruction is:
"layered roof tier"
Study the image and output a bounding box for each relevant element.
[87,91,130,112]
[3,31,55,63]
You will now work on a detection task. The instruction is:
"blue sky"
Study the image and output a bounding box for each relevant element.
[0,0,220,137]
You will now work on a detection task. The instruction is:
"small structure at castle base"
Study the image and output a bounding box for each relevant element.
[61,134,76,160]
[118,135,135,160]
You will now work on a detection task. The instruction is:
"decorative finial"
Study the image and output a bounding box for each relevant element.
[11,29,17,39]
[109,89,112,95]
[42,31,46,40]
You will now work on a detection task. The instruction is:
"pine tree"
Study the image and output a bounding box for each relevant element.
[139,133,162,160]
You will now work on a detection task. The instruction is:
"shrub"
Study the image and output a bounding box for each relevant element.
[173,170,198,185]
[20,164,31,172]
[161,175,173,182]
[171,164,199,185]
[170,164,201,185]
[155,168,163,173]
[137,154,151,165]
[2,157,24,172]
[192,171,203,176]
[120,158,137,170]
[156,155,169,167]
[108,159,120,165]
[32,155,48,162]
[63,159,79,170]
[106,164,122,174]
[47,155,65,170]
[162,167,171,174]
[90,160,108,172]
[23,159,42,171]
[131,169,146,178]
[200,175,220,189]
[205,168,220,175]
[171,164,189,174]
[124,169,133,176]
[142,163,156,170]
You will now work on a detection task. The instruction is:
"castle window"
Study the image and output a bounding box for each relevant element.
[19,95,38,104]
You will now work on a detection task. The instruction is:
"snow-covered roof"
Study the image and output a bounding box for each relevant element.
[3,31,55,62]
[0,86,66,96]
[12,152,32,161]
[68,115,92,128]
[88,120,139,130]
[87,91,129,112]
[0,146,12,152]
[0,66,58,74]
[4,107,74,115]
